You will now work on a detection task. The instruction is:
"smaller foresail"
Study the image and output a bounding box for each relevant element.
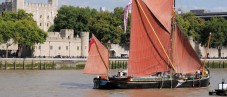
[83,34,109,75]
[172,26,202,74]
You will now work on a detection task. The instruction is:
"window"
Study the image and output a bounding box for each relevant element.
[39,46,41,50]
[40,15,42,18]
[77,46,79,50]
[66,46,68,50]
[47,16,49,19]
[59,46,61,50]
[47,23,49,27]
[40,23,42,26]
[50,46,53,50]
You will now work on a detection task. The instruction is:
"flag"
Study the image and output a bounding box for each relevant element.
[124,0,132,33]
[88,35,95,52]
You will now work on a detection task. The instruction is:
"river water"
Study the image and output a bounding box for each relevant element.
[0,69,226,97]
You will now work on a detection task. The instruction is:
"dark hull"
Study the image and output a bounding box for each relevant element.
[93,77,210,89]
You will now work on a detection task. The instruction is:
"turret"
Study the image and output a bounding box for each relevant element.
[48,0,58,8]
[80,32,89,57]
[12,0,24,11]
[5,0,12,2]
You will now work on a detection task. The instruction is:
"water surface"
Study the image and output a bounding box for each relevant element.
[0,69,226,97]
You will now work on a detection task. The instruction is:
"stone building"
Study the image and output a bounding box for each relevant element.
[34,30,89,58]
[0,0,58,31]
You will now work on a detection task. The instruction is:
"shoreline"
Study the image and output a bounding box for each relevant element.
[0,58,226,70]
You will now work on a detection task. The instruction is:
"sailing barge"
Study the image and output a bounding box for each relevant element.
[84,0,210,89]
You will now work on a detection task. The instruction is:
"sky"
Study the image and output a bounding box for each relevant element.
[0,0,227,12]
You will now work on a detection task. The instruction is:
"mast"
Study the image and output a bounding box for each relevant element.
[170,0,176,72]
[136,0,176,72]
[171,0,202,74]
[128,0,176,76]
[202,32,211,76]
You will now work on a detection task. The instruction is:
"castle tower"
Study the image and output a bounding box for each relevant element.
[12,0,24,12]
[81,32,89,57]
[48,0,58,8]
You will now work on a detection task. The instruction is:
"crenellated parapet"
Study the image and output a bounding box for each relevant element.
[24,3,52,8]
[0,0,58,32]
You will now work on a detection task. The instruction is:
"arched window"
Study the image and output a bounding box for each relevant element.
[66,46,68,50]
[77,46,80,50]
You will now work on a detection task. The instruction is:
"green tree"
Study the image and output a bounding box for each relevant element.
[0,10,47,57]
[53,6,127,45]
[0,20,14,43]
[89,9,124,44]
[14,19,47,57]
[2,10,33,21]
[176,12,205,41]
[53,6,97,35]
[201,17,227,58]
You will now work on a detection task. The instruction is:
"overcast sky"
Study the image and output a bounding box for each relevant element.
[0,0,227,12]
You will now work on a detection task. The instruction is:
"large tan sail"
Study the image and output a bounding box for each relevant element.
[128,0,172,76]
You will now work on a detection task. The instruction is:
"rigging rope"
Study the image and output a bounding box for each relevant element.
[136,0,176,72]
[92,34,109,76]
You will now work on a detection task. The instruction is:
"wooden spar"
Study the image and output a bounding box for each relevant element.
[170,0,176,72]
[170,0,176,86]
[202,32,211,76]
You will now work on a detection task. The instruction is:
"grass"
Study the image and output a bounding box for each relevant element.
[205,61,227,68]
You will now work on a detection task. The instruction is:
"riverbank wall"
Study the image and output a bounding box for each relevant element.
[0,58,226,70]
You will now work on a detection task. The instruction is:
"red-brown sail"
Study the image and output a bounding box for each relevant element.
[172,26,202,74]
[83,34,109,75]
[143,0,173,33]
[128,0,172,76]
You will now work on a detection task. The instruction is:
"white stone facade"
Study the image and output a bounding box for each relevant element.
[33,30,89,58]
[189,37,227,58]
[109,44,129,57]
[0,0,58,32]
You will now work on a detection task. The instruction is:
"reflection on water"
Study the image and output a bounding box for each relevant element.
[61,83,93,89]
[0,69,226,97]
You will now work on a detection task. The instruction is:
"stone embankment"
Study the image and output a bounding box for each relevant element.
[0,58,226,70]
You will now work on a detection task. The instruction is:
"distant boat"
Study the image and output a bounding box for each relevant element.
[84,0,210,89]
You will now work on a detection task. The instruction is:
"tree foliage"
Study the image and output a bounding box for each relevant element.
[53,6,97,35]
[177,12,227,58]
[201,17,227,47]
[176,12,205,41]
[52,6,130,45]
[0,10,47,57]
[54,6,227,57]
[201,17,227,58]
